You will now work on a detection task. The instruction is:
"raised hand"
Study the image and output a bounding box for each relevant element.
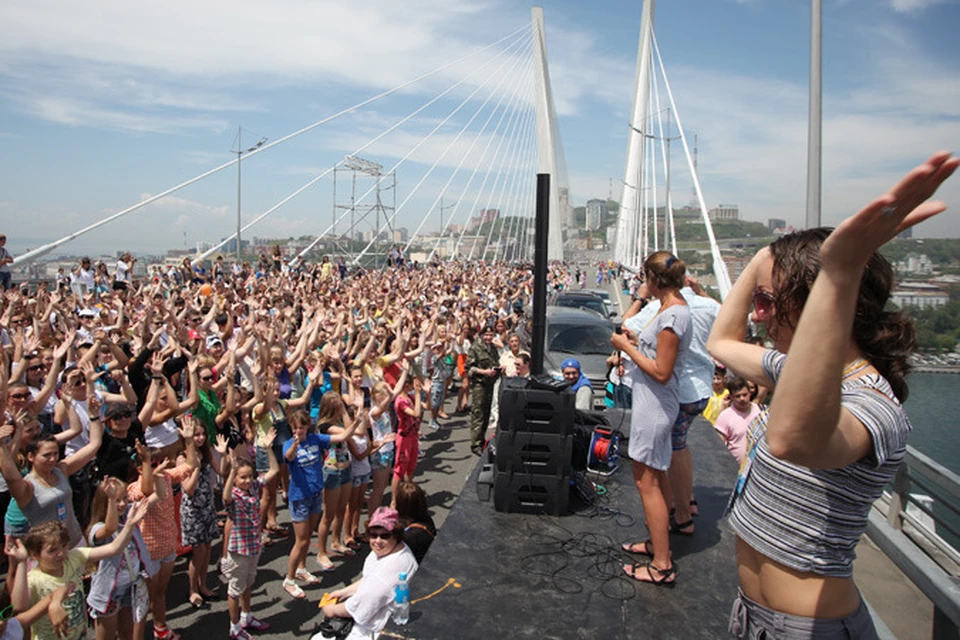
[214,434,230,456]
[134,441,151,464]
[5,537,28,563]
[821,151,959,273]
[263,427,277,448]
[127,501,150,526]
[178,415,196,441]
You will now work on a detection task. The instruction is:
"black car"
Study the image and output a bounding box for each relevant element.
[549,291,615,319]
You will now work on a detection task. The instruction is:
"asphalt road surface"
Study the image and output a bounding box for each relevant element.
[160,398,479,639]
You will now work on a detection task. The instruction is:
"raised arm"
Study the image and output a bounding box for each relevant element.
[765,151,957,469]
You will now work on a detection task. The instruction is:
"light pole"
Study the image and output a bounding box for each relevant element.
[235,127,267,261]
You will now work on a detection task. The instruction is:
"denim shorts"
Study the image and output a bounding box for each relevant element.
[351,471,372,487]
[289,493,323,522]
[255,446,270,473]
[370,449,394,471]
[322,466,352,490]
[672,398,709,451]
[430,382,445,411]
[91,580,132,618]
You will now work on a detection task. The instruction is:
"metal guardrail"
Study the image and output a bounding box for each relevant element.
[868,445,960,639]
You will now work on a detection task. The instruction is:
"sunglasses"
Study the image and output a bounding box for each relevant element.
[9,392,31,400]
[28,364,46,371]
[367,531,395,541]
[752,288,776,320]
[109,413,133,420]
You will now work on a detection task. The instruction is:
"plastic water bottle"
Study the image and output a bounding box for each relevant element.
[392,572,410,625]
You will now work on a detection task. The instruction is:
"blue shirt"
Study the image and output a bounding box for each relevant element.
[283,433,331,502]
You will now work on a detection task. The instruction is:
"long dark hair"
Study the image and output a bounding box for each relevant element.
[769,228,915,401]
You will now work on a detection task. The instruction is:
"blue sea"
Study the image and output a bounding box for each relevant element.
[904,372,959,475]
[902,372,959,548]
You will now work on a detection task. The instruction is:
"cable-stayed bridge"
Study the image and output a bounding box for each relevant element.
[12,4,726,285]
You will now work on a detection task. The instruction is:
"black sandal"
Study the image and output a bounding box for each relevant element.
[623,562,676,586]
[690,499,699,517]
[670,519,695,536]
[621,540,654,557]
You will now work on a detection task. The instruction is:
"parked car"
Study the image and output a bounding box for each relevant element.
[549,291,616,320]
[542,306,615,409]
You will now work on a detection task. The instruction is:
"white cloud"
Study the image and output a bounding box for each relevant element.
[890,0,949,12]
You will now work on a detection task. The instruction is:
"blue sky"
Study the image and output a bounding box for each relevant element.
[0,0,958,259]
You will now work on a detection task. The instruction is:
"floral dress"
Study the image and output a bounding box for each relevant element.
[180,464,219,546]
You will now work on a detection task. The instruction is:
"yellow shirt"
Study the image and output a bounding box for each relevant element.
[703,389,729,425]
[29,548,92,640]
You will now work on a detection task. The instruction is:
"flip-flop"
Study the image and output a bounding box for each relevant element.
[438,411,450,419]
[344,539,361,551]
[283,579,306,599]
[316,557,336,572]
[330,547,356,558]
[296,569,321,584]
[623,562,676,587]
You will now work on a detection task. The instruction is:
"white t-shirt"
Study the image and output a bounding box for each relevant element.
[115,260,131,283]
[344,544,418,640]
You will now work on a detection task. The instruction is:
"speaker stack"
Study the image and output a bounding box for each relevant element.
[492,377,574,516]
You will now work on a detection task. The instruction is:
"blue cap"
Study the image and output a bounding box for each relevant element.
[561,358,581,371]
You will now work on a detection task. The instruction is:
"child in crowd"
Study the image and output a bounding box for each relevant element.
[702,365,730,425]
[179,419,230,608]
[126,427,195,640]
[344,408,392,549]
[713,377,761,464]
[20,504,147,640]
[222,429,278,640]
[390,374,423,509]
[86,477,157,640]
[366,370,407,520]
[281,410,361,599]
[315,392,355,572]
[3,544,75,640]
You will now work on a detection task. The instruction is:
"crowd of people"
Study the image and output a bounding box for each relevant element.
[0,257,539,640]
[0,151,955,640]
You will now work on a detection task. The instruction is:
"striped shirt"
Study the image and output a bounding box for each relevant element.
[728,349,911,578]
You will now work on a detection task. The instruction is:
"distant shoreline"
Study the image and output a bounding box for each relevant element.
[911,366,960,374]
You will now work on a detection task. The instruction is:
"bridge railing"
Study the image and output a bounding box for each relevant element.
[868,445,960,639]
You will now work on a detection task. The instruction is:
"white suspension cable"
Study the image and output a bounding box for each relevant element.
[353,42,534,265]
[652,65,678,257]
[473,107,535,260]
[652,33,732,298]
[13,24,529,266]
[425,55,533,263]
[480,101,536,260]
[650,90,659,254]
[205,28,532,264]
[288,31,532,262]
[492,119,535,261]
[498,126,538,262]
[401,39,534,255]
[449,82,533,261]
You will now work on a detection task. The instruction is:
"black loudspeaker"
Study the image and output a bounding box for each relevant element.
[493,469,570,516]
[494,378,573,516]
[498,378,575,437]
[495,431,572,477]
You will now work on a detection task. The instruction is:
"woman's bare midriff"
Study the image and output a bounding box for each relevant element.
[736,537,862,619]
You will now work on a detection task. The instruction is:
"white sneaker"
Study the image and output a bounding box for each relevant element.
[429,419,441,430]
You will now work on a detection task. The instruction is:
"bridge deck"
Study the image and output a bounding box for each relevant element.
[387,416,742,639]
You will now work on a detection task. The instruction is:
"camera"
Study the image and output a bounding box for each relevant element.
[615,325,623,335]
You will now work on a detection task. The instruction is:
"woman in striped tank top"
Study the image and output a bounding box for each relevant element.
[708,152,958,639]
